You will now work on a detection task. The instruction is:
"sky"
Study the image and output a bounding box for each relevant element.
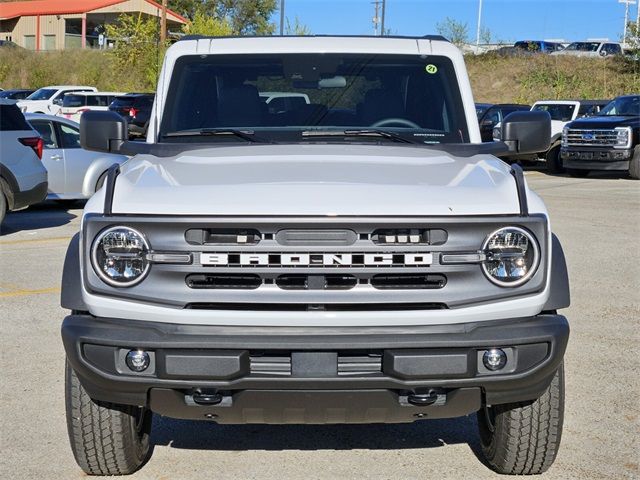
[272,0,639,43]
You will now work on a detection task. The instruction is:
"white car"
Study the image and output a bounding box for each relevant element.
[17,85,97,116]
[24,114,127,200]
[61,35,570,477]
[57,92,125,123]
[551,41,622,58]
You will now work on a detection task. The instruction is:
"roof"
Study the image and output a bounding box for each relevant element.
[0,0,186,23]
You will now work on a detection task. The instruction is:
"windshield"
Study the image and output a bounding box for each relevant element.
[514,41,540,51]
[598,96,640,116]
[565,42,599,52]
[26,88,57,101]
[160,53,469,144]
[532,103,575,121]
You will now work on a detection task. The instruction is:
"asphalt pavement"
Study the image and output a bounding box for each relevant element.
[0,171,638,479]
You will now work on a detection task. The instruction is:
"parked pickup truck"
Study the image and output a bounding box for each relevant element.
[61,35,570,476]
[561,95,640,178]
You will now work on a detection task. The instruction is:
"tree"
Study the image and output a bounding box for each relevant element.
[436,17,469,47]
[104,14,163,90]
[285,16,311,35]
[168,0,277,34]
[182,11,233,36]
[480,26,492,44]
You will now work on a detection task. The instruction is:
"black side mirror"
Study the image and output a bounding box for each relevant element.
[80,110,127,153]
[501,110,551,154]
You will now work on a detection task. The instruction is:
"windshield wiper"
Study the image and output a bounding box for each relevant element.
[301,129,416,144]
[164,128,264,143]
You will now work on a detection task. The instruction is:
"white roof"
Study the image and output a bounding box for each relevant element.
[63,91,125,96]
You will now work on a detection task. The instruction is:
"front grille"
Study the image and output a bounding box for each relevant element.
[276,274,358,290]
[249,353,383,376]
[186,274,262,289]
[371,274,447,290]
[564,129,623,147]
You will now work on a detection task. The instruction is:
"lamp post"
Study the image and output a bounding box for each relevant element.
[280,0,285,35]
[619,0,637,45]
[475,0,483,48]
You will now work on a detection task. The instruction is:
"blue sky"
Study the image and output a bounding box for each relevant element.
[273,0,639,43]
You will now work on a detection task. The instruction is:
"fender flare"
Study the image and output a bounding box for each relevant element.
[61,232,88,311]
[543,233,571,311]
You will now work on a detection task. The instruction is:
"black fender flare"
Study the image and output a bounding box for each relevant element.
[543,233,570,311]
[61,232,88,311]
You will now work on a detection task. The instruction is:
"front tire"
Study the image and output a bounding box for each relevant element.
[545,146,564,174]
[629,147,640,180]
[0,191,6,225]
[477,362,564,475]
[65,363,152,475]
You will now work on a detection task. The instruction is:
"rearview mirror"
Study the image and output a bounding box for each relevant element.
[80,110,127,153]
[500,110,551,154]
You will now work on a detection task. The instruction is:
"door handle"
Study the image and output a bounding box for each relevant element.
[51,155,62,161]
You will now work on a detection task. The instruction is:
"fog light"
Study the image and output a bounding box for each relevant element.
[483,348,507,371]
[125,350,150,372]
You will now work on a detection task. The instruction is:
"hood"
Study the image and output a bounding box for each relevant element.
[110,144,522,216]
[568,115,639,129]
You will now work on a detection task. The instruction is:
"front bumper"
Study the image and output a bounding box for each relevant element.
[561,147,633,171]
[62,314,569,424]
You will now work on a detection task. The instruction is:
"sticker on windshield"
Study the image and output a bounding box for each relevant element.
[425,64,438,74]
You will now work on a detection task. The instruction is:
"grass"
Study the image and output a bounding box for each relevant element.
[1,48,638,104]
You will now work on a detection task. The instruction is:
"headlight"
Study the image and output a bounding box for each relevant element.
[614,126,632,149]
[561,126,569,148]
[91,226,150,287]
[482,227,540,287]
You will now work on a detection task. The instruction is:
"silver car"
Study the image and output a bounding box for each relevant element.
[25,114,127,200]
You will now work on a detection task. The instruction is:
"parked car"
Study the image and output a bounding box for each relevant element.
[0,101,47,223]
[476,103,530,142]
[0,40,21,49]
[58,91,125,123]
[25,114,127,200]
[561,94,640,178]
[496,40,563,56]
[551,41,622,58]
[494,99,611,172]
[0,89,36,100]
[108,93,154,138]
[17,85,97,116]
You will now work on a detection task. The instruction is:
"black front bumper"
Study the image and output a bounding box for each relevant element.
[561,147,633,171]
[62,314,569,424]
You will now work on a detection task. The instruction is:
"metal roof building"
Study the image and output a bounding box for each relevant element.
[0,0,186,50]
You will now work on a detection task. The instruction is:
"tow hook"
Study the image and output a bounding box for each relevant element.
[407,389,441,406]
[192,390,223,406]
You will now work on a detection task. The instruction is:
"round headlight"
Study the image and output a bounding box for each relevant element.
[91,226,150,287]
[482,227,540,287]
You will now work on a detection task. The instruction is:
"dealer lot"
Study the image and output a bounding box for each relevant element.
[0,171,638,479]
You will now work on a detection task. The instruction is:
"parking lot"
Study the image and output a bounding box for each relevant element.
[0,170,638,480]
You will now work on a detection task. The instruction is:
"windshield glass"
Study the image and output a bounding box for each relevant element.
[514,41,540,51]
[532,103,575,121]
[26,88,57,101]
[565,42,599,52]
[598,96,640,116]
[160,53,469,144]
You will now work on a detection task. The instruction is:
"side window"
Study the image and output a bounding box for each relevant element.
[57,122,81,149]
[30,121,59,148]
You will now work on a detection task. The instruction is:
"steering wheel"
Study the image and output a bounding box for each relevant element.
[371,117,421,129]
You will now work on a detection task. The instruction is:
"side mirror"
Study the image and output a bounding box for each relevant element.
[501,110,551,154]
[80,110,127,153]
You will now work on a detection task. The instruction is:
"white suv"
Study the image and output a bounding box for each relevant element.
[57,91,125,123]
[17,85,97,116]
[0,100,47,223]
[551,41,623,58]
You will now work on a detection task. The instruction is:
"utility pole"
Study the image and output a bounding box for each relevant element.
[475,0,483,48]
[280,0,285,35]
[372,0,381,36]
[380,0,386,36]
[160,0,167,44]
[619,0,636,45]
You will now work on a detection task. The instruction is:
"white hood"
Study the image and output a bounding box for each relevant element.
[109,144,521,216]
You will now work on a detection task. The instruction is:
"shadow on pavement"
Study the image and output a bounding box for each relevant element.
[151,414,483,455]
[0,201,81,235]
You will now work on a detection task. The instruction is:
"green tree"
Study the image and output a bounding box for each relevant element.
[285,16,311,35]
[104,14,163,90]
[182,11,233,36]
[480,26,492,44]
[168,0,277,34]
[436,17,469,47]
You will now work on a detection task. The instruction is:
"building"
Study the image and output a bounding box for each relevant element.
[0,0,187,51]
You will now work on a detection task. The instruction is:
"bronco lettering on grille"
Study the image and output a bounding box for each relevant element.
[200,252,433,267]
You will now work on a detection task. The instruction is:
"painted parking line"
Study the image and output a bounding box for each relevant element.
[0,287,61,298]
[0,236,71,246]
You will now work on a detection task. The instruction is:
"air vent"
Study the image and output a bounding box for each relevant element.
[276,229,357,246]
[276,274,358,290]
[185,229,261,245]
[338,354,382,376]
[186,274,262,289]
[371,228,447,245]
[371,274,447,290]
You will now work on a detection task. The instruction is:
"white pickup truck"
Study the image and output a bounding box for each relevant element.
[60,35,570,476]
